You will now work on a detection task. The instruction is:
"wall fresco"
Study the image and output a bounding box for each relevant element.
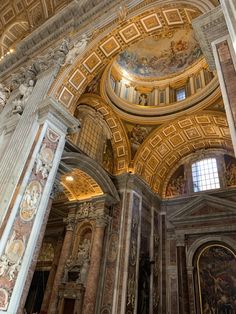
[116,29,202,79]
[198,245,236,313]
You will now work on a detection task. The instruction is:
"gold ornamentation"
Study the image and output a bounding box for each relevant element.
[20,180,42,221]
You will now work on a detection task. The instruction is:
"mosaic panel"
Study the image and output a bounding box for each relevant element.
[150,134,162,147]
[163,9,183,25]
[58,87,74,108]
[119,23,141,43]
[141,147,151,161]
[100,36,120,57]
[83,52,102,73]
[147,155,160,171]
[169,134,185,147]
[69,69,86,90]
[156,143,170,158]
[163,125,176,136]
[140,13,162,32]
[178,118,193,128]
[184,127,201,140]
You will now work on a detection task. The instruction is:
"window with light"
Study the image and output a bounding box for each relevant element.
[192,158,220,192]
[176,88,186,101]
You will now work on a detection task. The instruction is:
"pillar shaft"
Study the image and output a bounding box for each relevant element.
[40,237,63,313]
[83,222,106,314]
[177,244,190,314]
[48,222,75,314]
[0,96,78,313]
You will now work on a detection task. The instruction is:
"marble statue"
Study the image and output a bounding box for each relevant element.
[8,260,21,281]
[77,239,91,265]
[138,93,148,106]
[12,79,35,115]
[0,255,9,276]
[0,84,9,109]
[80,259,90,284]
[64,34,90,65]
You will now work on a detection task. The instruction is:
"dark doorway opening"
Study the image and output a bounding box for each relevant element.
[24,270,49,314]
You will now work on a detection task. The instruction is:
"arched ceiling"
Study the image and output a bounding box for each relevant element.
[0,0,73,58]
[61,168,104,201]
[49,2,209,110]
[115,27,202,80]
[133,112,232,195]
[77,94,131,174]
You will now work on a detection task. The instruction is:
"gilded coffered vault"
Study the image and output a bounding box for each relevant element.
[1,0,236,313]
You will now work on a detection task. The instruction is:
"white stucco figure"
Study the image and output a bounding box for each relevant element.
[64,34,90,65]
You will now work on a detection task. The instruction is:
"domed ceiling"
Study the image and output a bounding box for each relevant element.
[116,28,202,80]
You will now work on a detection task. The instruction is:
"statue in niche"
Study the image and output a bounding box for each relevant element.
[64,34,90,65]
[0,84,10,110]
[166,173,186,197]
[130,124,148,146]
[12,79,35,115]
[77,238,91,285]
[77,238,91,265]
[102,139,114,173]
[138,93,148,106]
[225,163,236,186]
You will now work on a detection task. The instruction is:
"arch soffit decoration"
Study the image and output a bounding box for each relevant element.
[48,0,215,113]
[133,111,232,195]
[77,94,131,174]
[61,152,120,203]
[187,235,236,268]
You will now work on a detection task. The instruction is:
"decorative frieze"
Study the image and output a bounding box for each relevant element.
[0,127,60,311]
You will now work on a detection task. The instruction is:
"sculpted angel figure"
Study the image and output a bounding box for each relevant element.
[0,84,10,109]
[0,255,9,276]
[8,259,21,281]
[64,34,90,65]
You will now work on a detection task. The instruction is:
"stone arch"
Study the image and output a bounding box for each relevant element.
[133,111,233,194]
[0,20,29,57]
[186,235,236,268]
[60,152,120,203]
[76,94,131,174]
[48,0,216,111]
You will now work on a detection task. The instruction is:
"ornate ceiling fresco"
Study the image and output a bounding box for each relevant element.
[0,0,73,58]
[116,28,202,79]
[61,169,104,201]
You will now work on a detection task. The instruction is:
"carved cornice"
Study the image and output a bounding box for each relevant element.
[37,97,80,133]
[0,0,123,79]
[192,5,228,70]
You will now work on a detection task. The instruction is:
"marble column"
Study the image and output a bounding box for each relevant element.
[0,96,79,313]
[176,235,190,314]
[189,75,195,95]
[40,237,63,314]
[192,7,236,154]
[200,69,206,88]
[165,85,170,104]
[221,0,236,55]
[83,216,109,314]
[212,38,236,155]
[47,215,76,314]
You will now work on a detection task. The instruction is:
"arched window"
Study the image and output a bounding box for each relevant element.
[75,105,111,163]
[191,158,220,192]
